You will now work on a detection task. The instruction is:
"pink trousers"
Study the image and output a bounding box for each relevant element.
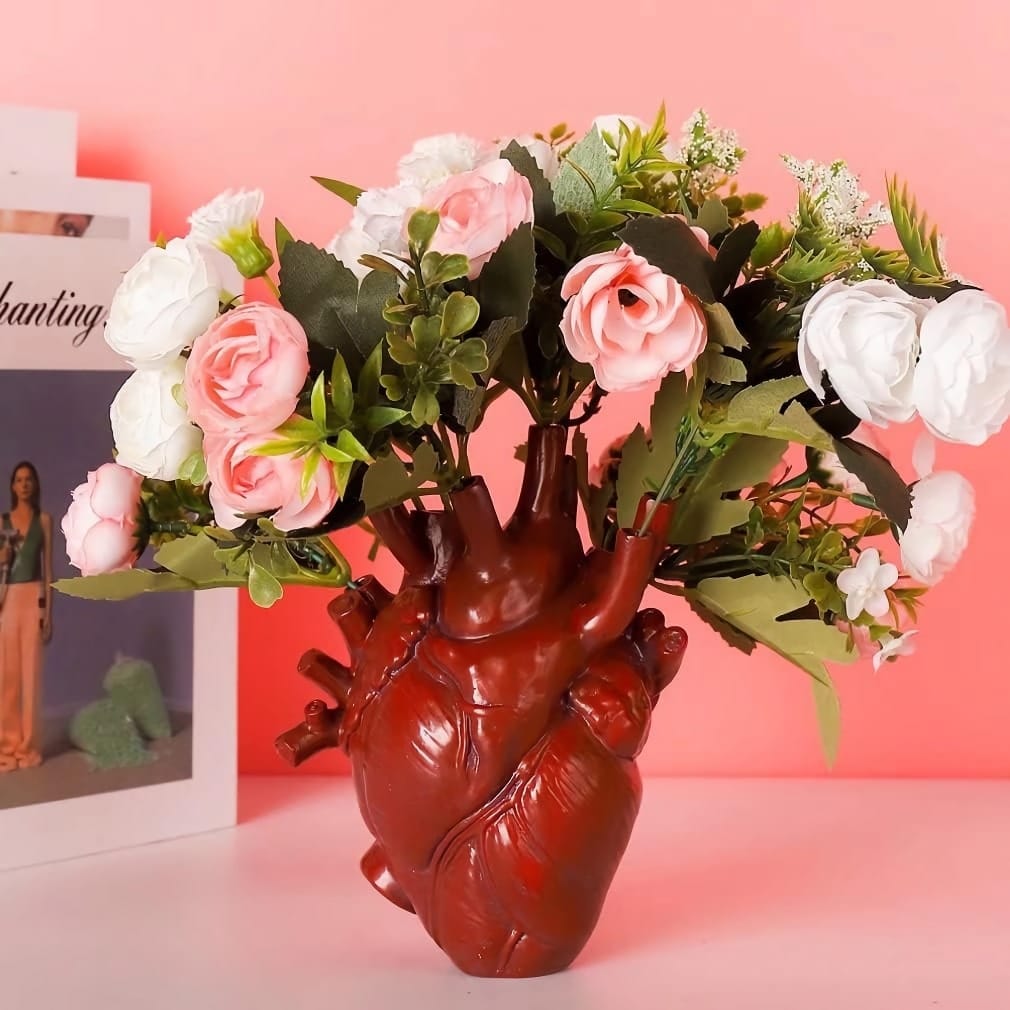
[0,582,43,768]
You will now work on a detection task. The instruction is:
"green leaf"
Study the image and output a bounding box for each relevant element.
[473,224,536,325]
[411,386,439,426]
[407,209,440,250]
[441,291,480,339]
[618,216,715,303]
[701,346,748,385]
[451,337,489,372]
[672,436,785,543]
[533,226,568,261]
[887,176,946,279]
[615,372,688,529]
[717,377,833,451]
[606,199,662,216]
[776,247,854,285]
[449,362,476,388]
[750,223,793,269]
[421,251,470,286]
[552,128,617,217]
[278,240,396,373]
[247,558,283,608]
[53,569,203,600]
[177,450,207,486]
[330,353,353,422]
[269,542,301,578]
[275,218,294,257]
[300,449,322,498]
[410,315,442,360]
[277,415,324,441]
[832,436,911,530]
[310,372,328,429]
[311,176,363,205]
[319,442,355,464]
[711,221,760,296]
[363,405,408,431]
[702,302,747,350]
[154,533,230,584]
[357,343,383,407]
[500,140,557,225]
[361,442,439,512]
[387,331,417,365]
[686,574,856,766]
[249,438,309,457]
[695,198,730,239]
[335,428,373,463]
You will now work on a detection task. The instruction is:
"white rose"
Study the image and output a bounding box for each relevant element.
[798,279,933,426]
[325,183,421,280]
[913,289,1010,445]
[899,470,974,585]
[105,238,238,369]
[110,358,201,480]
[396,133,495,190]
[499,134,560,181]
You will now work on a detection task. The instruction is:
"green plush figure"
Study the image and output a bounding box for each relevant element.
[103,656,172,741]
[68,699,152,770]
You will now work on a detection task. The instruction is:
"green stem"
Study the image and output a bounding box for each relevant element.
[638,423,698,536]
[264,275,281,299]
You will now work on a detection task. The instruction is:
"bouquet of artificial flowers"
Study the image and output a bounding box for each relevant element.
[57,107,1004,758]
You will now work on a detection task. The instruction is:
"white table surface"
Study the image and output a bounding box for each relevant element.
[2,776,1008,1009]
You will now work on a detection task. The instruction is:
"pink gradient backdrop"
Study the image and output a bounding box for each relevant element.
[3,0,1007,777]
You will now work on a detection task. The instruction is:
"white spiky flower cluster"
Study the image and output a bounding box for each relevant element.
[671,108,745,181]
[783,156,891,243]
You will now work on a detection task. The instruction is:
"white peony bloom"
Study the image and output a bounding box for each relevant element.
[913,289,1010,445]
[836,547,899,621]
[498,134,560,181]
[396,133,495,190]
[110,358,201,480]
[105,238,238,369]
[325,183,421,280]
[899,470,974,585]
[872,630,918,672]
[187,188,263,247]
[799,279,933,426]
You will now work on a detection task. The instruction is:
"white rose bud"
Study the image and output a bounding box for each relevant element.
[105,238,239,369]
[396,133,495,190]
[326,183,421,280]
[110,358,201,480]
[913,289,1010,445]
[799,279,932,426]
[899,470,974,585]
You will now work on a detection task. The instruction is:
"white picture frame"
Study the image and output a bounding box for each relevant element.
[0,106,78,176]
[0,174,237,870]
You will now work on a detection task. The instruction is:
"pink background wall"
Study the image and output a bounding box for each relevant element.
[3,0,1008,777]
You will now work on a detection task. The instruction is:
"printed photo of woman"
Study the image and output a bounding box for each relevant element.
[0,461,52,772]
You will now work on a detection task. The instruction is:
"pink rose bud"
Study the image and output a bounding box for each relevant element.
[62,463,144,576]
[204,430,338,533]
[424,159,534,279]
[560,244,708,393]
[184,303,310,436]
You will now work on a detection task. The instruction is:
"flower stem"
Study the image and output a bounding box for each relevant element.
[638,422,698,535]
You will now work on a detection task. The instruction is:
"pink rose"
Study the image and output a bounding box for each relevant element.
[672,214,716,256]
[184,303,310,436]
[560,244,708,392]
[204,430,338,532]
[62,463,143,576]
[424,159,534,279]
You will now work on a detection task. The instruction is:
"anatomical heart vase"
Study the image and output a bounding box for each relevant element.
[277,425,688,977]
[56,110,1007,977]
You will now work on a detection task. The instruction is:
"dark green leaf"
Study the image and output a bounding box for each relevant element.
[312,176,363,205]
[500,140,556,224]
[703,302,747,350]
[473,224,536,325]
[533,226,568,261]
[606,199,662,216]
[832,436,912,530]
[711,220,760,296]
[618,216,715,303]
[363,405,408,431]
[750,223,792,269]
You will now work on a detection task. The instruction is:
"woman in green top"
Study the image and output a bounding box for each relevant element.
[0,461,53,771]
